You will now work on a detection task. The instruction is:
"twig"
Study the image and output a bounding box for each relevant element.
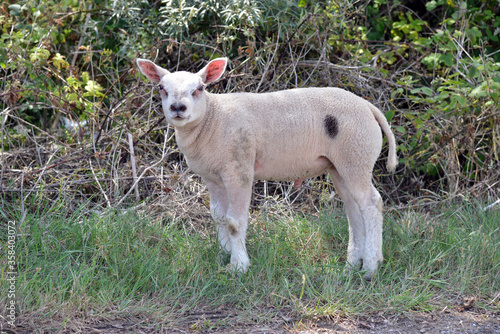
[71,2,93,67]
[3,152,89,177]
[256,25,282,92]
[115,128,171,207]
[0,105,10,185]
[0,177,157,191]
[335,37,432,51]
[93,86,137,147]
[133,116,166,147]
[296,59,374,71]
[128,133,140,201]
[484,198,500,211]
[4,110,71,149]
[89,158,111,207]
[269,13,312,81]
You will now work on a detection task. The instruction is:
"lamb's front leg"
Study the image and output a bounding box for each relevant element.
[205,180,231,253]
[223,175,253,273]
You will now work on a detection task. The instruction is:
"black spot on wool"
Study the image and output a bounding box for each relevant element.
[324,115,339,139]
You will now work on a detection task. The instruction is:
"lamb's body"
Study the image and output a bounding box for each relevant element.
[137,58,397,279]
[180,88,390,184]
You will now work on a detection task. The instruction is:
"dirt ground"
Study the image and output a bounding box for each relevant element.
[3,308,499,333]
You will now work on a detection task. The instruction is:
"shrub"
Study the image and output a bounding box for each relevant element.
[1,0,499,209]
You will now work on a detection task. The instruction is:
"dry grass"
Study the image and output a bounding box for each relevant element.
[1,47,403,221]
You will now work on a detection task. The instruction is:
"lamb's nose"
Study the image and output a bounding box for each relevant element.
[170,103,187,112]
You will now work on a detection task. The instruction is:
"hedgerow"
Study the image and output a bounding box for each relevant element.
[1,0,499,211]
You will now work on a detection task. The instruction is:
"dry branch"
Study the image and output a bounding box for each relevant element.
[484,199,500,211]
[128,132,140,201]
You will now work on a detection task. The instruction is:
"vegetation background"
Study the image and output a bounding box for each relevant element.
[1,0,499,208]
[0,0,499,332]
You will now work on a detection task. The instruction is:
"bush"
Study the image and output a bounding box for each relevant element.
[1,0,499,211]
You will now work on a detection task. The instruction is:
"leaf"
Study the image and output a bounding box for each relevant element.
[421,87,434,96]
[468,27,482,39]
[8,4,21,11]
[391,88,404,99]
[411,87,434,96]
[52,53,69,70]
[66,76,81,90]
[422,53,442,69]
[425,1,438,11]
[469,84,488,98]
[437,91,450,100]
[8,4,22,16]
[385,109,395,121]
[454,95,467,107]
[468,66,478,79]
[439,53,454,67]
[29,47,50,63]
[84,80,103,95]
[81,72,90,84]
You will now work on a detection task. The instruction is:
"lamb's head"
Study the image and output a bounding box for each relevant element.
[136,58,227,127]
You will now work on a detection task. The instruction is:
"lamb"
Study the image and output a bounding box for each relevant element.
[136,57,398,280]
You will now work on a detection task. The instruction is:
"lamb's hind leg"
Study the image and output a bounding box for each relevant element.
[356,185,384,280]
[328,167,365,270]
[328,167,384,280]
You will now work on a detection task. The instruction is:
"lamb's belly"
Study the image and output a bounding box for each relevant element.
[254,156,332,181]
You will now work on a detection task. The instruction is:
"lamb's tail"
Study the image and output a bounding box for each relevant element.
[369,104,398,172]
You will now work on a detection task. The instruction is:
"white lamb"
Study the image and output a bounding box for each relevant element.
[137,57,397,280]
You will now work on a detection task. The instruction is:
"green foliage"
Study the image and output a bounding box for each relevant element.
[1,0,499,201]
[355,0,500,195]
[1,0,160,130]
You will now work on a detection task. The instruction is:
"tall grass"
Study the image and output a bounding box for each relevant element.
[2,198,499,329]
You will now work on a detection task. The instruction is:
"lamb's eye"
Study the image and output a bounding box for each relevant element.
[158,84,167,96]
[193,85,204,97]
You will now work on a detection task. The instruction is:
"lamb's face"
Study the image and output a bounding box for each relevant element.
[136,57,227,129]
[157,72,207,128]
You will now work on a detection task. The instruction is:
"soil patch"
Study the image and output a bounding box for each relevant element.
[3,309,498,333]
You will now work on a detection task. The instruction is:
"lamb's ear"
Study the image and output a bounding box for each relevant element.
[197,58,227,84]
[136,58,170,83]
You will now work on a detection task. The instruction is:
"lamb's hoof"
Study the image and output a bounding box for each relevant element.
[228,252,250,273]
[343,261,362,276]
[226,263,249,274]
[362,271,375,281]
[344,262,377,281]
[227,257,250,274]
[361,260,382,281]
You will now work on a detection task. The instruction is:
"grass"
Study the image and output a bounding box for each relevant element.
[2,197,499,331]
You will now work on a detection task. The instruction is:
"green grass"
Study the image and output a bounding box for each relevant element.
[2,198,499,329]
